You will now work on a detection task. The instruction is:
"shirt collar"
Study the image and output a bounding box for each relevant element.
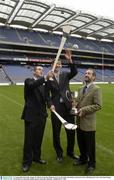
[85,82,93,88]
[34,76,42,80]
[34,76,37,80]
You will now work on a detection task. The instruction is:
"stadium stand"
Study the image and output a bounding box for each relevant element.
[0,64,113,84]
[0,66,11,84]
[3,65,33,84]
[0,26,114,53]
[0,1,114,85]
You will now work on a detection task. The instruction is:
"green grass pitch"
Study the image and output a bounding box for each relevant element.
[0,84,114,176]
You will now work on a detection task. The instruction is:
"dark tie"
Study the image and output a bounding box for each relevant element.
[83,86,87,94]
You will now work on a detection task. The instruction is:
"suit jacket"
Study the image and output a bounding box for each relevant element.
[21,77,48,123]
[47,63,77,110]
[76,83,102,131]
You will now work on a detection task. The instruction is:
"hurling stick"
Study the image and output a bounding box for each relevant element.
[52,110,77,130]
[52,25,71,72]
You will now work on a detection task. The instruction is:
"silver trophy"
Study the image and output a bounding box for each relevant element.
[66,90,78,115]
[70,91,78,115]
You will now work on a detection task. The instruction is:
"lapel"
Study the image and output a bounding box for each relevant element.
[52,75,60,89]
[34,81,45,101]
[58,73,63,89]
[79,84,94,100]
[79,86,85,99]
[85,83,94,96]
[50,73,63,90]
[39,83,45,99]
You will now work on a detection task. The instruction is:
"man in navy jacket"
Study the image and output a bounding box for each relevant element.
[21,66,50,172]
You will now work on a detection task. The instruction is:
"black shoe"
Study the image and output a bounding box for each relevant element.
[56,156,63,163]
[86,166,95,174]
[67,153,79,160]
[73,159,87,166]
[22,165,30,172]
[33,159,47,164]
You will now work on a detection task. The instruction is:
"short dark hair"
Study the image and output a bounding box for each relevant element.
[34,66,43,71]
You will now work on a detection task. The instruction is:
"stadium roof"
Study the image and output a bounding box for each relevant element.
[0,0,114,41]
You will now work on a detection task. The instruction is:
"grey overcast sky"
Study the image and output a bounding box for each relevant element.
[43,0,114,20]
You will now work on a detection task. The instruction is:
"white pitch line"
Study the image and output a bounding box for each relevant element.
[0,93,23,107]
[0,92,114,156]
[97,143,114,155]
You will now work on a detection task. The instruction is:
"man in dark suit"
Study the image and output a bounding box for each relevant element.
[74,68,102,174]
[21,66,50,172]
[47,50,78,162]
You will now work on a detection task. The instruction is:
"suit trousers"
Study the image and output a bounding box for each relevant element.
[77,128,96,167]
[23,118,46,166]
[51,102,75,157]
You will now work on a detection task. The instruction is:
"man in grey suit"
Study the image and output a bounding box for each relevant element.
[74,68,102,174]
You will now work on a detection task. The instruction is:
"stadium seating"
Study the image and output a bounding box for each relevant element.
[3,65,33,83]
[0,26,114,54]
[0,67,11,84]
[0,65,114,83]
[0,26,114,84]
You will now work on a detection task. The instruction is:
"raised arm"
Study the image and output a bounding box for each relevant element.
[25,77,45,89]
[64,49,78,79]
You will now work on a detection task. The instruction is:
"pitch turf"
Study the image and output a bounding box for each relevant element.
[0,84,114,176]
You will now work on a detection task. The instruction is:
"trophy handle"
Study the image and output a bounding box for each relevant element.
[70,91,78,115]
[66,90,72,102]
